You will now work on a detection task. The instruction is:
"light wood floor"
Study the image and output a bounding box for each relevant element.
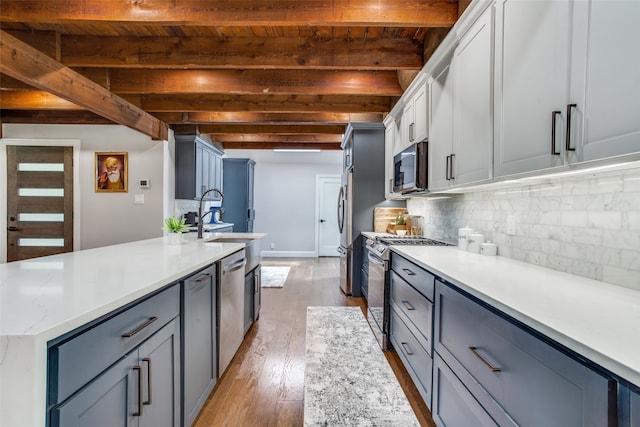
[194,257,436,427]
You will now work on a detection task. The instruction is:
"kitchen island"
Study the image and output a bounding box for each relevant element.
[0,232,265,427]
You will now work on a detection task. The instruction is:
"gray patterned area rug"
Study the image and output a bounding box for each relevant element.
[260,265,290,288]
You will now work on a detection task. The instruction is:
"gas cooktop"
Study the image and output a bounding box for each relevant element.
[376,236,452,246]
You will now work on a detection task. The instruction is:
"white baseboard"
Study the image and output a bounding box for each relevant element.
[261,250,317,258]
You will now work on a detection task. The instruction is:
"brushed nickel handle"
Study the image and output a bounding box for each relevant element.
[133,365,143,416]
[469,346,501,372]
[402,268,416,276]
[401,300,415,311]
[401,342,414,356]
[449,153,455,179]
[254,274,260,293]
[121,316,158,338]
[551,110,561,155]
[143,357,152,405]
[195,273,211,283]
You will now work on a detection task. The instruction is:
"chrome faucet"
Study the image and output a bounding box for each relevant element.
[197,188,224,239]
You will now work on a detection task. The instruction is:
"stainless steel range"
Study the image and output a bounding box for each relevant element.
[365,235,451,350]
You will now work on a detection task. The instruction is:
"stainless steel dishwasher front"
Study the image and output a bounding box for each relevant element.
[218,248,247,375]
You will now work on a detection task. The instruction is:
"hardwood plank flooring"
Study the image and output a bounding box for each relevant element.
[194,257,436,427]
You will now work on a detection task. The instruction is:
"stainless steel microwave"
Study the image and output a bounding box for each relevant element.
[393,141,428,194]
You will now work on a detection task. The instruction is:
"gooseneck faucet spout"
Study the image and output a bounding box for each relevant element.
[197,188,224,239]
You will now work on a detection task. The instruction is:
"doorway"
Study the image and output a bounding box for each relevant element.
[2,140,80,263]
[316,175,341,257]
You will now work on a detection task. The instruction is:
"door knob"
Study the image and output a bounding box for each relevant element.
[7,226,18,231]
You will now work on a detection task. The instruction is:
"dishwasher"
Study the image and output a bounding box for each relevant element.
[218,248,247,375]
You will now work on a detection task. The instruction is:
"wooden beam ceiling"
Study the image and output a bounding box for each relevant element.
[0,0,458,149]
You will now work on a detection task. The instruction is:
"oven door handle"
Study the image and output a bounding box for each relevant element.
[367,251,386,266]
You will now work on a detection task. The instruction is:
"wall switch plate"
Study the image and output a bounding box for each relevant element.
[506,215,516,235]
[134,194,145,204]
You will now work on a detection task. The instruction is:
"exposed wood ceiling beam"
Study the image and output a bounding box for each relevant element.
[0,109,114,124]
[0,30,168,140]
[212,134,342,144]
[0,1,458,27]
[60,35,424,70]
[154,112,383,125]
[198,124,345,135]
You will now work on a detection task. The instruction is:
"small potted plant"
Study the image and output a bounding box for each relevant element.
[162,216,190,243]
[395,212,407,236]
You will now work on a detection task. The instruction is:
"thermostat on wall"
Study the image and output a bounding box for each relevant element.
[139,178,150,188]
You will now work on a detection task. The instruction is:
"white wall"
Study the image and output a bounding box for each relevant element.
[407,163,640,291]
[2,124,167,250]
[224,149,342,257]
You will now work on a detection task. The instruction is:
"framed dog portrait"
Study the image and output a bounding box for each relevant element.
[95,152,128,192]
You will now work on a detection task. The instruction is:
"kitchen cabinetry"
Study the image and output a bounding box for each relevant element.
[388,252,435,408]
[429,5,493,191]
[360,238,369,299]
[401,76,428,151]
[48,284,181,427]
[619,384,640,427]
[494,0,640,178]
[223,158,256,232]
[182,264,217,427]
[244,265,261,334]
[433,279,612,426]
[383,116,404,199]
[175,135,224,201]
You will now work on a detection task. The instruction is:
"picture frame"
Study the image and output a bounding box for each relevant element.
[95,152,128,192]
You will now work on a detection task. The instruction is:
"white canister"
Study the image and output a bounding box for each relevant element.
[480,241,498,256]
[458,226,474,251]
[467,233,485,254]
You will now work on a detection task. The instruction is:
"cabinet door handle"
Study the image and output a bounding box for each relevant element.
[133,365,143,416]
[409,123,415,142]
[445,155,451,180]
[401,300,415,311]
[254,273,260,293]
[121,316,158,338]
[551,110,561,155]
[449,153,455,179]
[400,342,414,356]
[469,346,501,372]
[143,357,152,405]
[401,268,415,276]
[195,273,211,283]
[565,103,577,152]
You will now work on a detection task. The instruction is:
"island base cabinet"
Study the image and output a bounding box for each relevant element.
[52,317,181,427]
[619,384,640,427]
[432,353,499,427]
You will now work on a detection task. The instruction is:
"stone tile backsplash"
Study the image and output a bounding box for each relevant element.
[407,166,640,291]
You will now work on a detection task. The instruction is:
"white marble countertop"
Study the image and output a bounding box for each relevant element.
[0,232,264,427]
[390,245,640,387]
[186,221,234,232]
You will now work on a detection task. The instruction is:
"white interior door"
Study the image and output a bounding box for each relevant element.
[316,175,341,257]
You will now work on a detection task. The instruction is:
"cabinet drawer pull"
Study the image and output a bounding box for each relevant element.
[143,357,152,405]
[400,342,414,356]
[551,110,561,155]
[401,300,415,311]
[133,365,143,416]
[121,316,158,338]
[565,103,577,152]
[194,273,211,283]
[402,268,416,276]
[469,346,501,372]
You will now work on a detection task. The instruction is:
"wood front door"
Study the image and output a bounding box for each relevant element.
[6,145,74,261]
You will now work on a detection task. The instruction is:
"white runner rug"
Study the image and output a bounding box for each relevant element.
[261,265,290,288]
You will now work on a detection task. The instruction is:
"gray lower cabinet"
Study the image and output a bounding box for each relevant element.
[182,264,217,426]
[434,280,612,427]
[244,265,261,334]
[389,252,435,408]
[52,317,181,427]
[619,384,640,427]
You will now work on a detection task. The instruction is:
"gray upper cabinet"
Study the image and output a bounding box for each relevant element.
[175,135,224,200]
[222,158,255,233]
[569,0,640,163]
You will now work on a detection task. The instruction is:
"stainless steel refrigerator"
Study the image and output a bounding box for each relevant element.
[337,123,404,296]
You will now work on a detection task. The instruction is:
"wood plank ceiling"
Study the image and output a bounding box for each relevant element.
[0,1,462,150]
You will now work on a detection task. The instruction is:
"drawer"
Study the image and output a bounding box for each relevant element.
[434,281,611,427]
[389,306,433,408]
[49,283,180,404]
[432,353,498,427]
[390,270,433,355]
[390,252,434,301]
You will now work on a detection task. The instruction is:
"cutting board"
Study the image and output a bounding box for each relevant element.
[373,207,406,233]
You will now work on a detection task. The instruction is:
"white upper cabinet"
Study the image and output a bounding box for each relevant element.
[493,0,572,177]
[429,4,494,191]
[384,116,404,199]
[400,77,429,151]
[569,0,640,163]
